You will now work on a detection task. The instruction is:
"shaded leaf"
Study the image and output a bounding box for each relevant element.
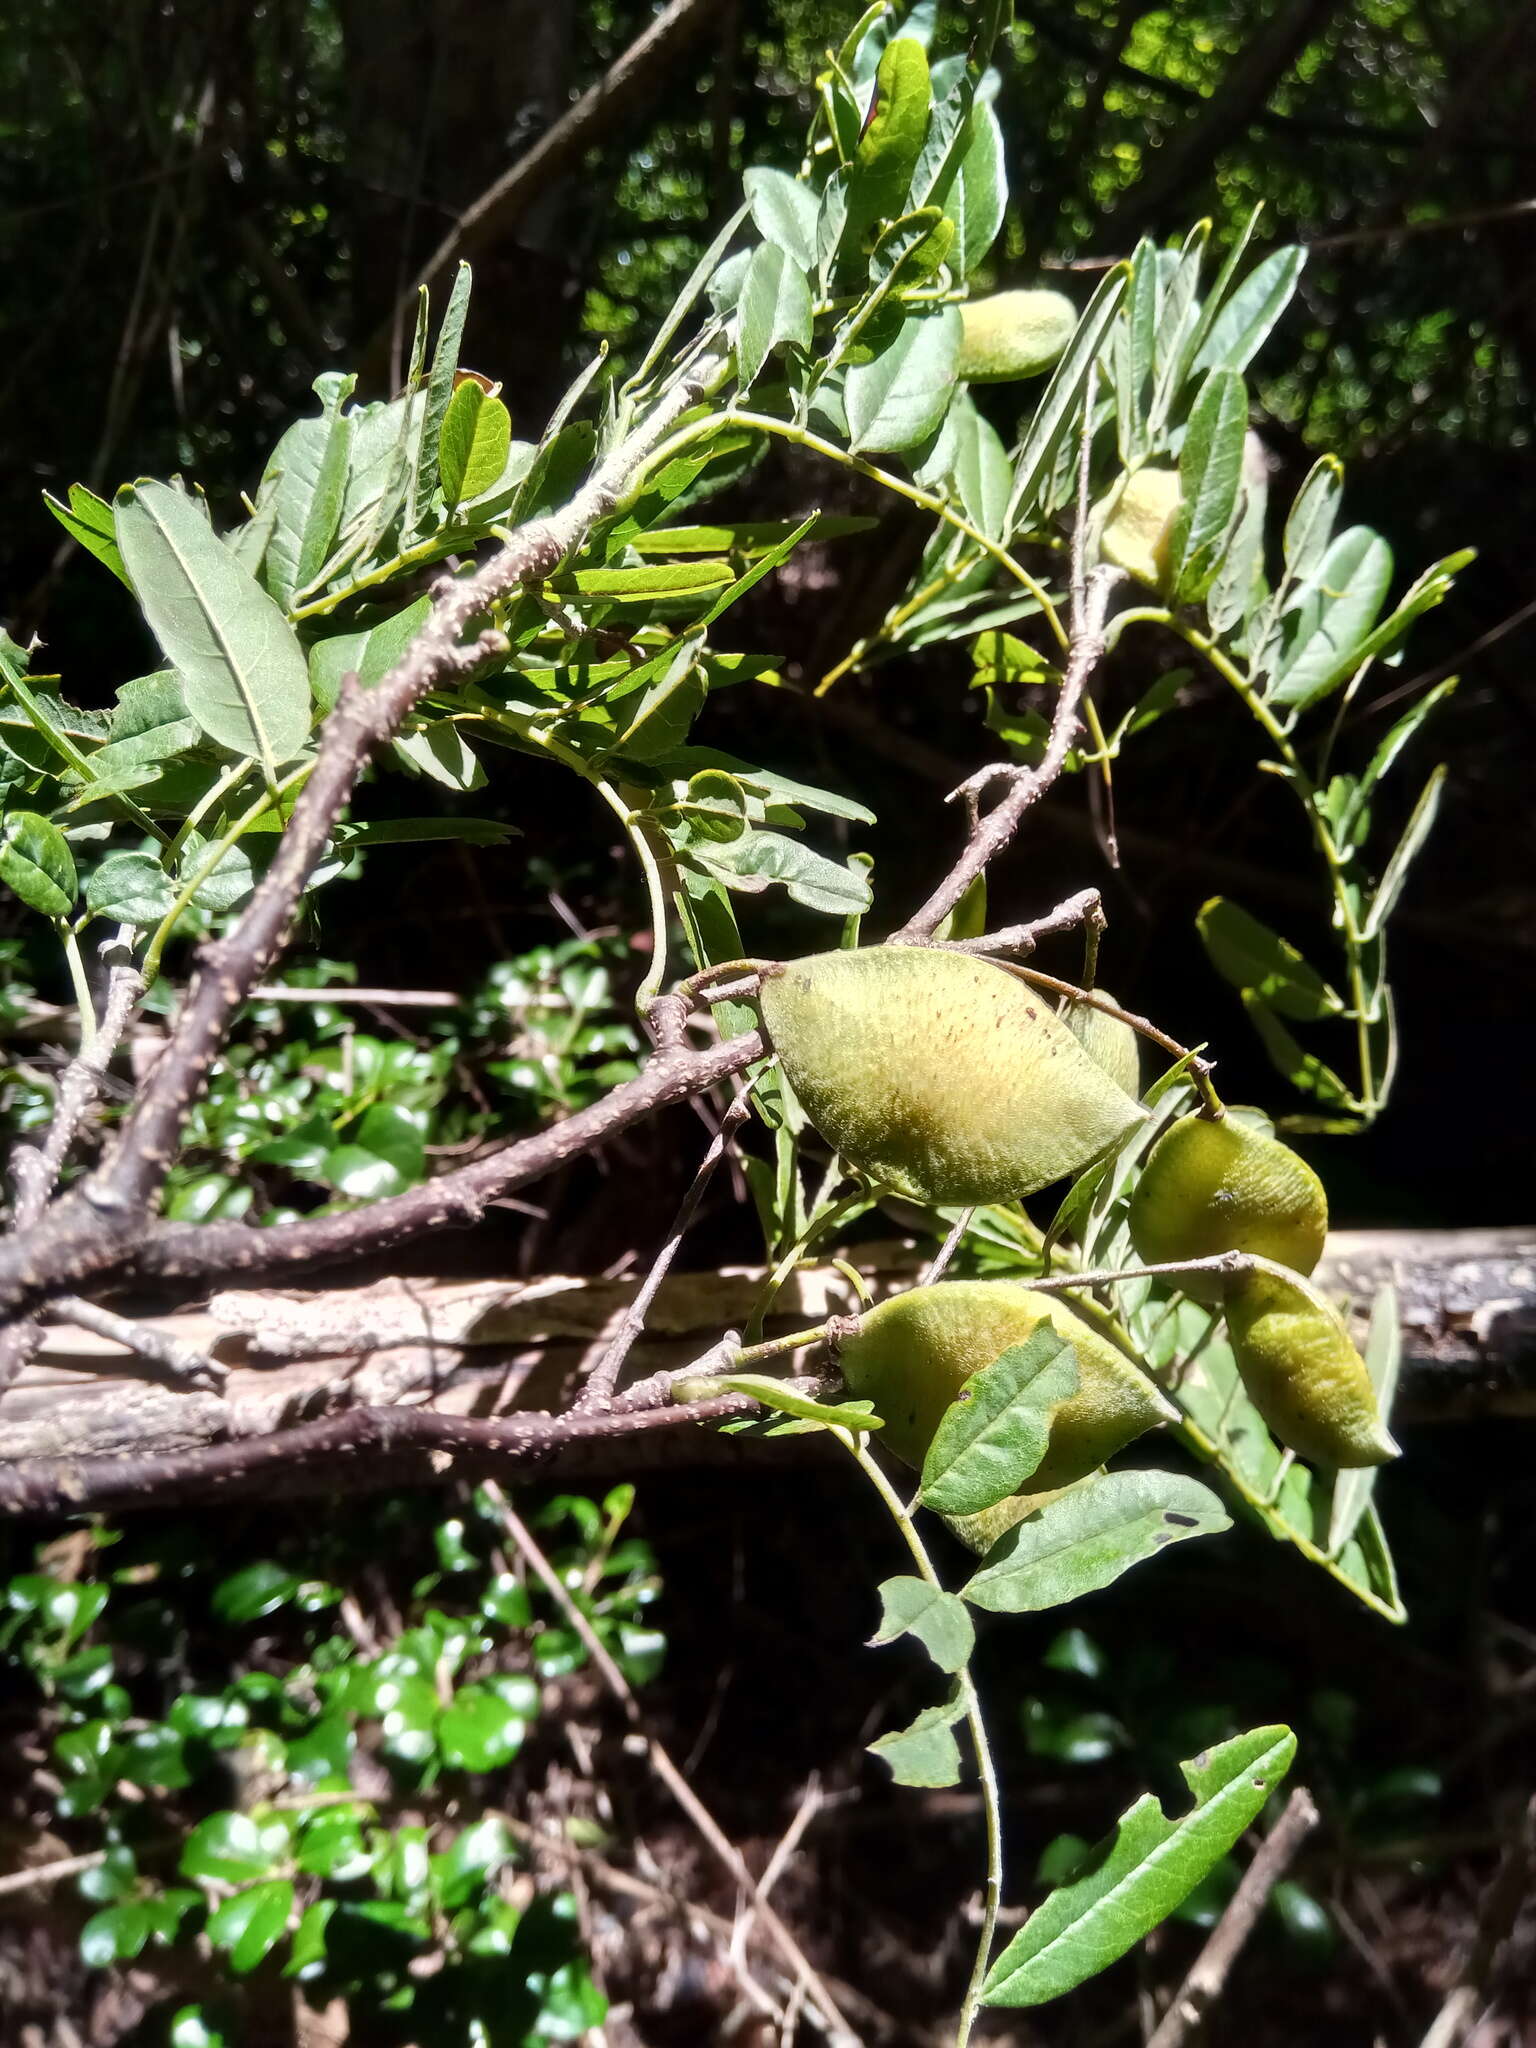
[1196,897,1343,1022]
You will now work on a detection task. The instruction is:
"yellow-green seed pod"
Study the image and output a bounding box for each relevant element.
[1128,1111,1328,1303]
[1059,990,1142,1101]
[838,1280,1176,1492]
[957,290,1077,383]
[1099,467,1183,589]
[759,947,1145,1205]
[943,1482,1076,1557]
[1225,1264,1398,1469]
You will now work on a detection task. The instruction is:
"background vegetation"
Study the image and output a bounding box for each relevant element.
[2,2,1534,2043]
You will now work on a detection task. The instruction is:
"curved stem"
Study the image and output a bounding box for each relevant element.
[142,762,314,986]
[589,776,672,1012]
[60,925,98,1055]
[849,1442,1004,2047]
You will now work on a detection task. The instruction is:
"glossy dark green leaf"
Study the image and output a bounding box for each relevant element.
[0,810,76,915]
[920,1329,1079,1516]
[869,1575,975,1674]
[982,1725,1296,2005]
[438,1680,533,1771]
[115,480,311,774]
[296,1808,373,1880]
[212,1559,297,1623]
[1241,991,1359,1110]
[180,1810,290,1885]
[81,1902,152,1968]
[207,1879,293,1973]
[962,1470,1230,1613]
[431,1814,516,1911]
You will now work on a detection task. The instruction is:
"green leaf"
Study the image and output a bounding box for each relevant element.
[212,1560,297,1623]
[1172,367,1247,603]
[439,1680,534,1771]
[421,262,474,510]
[869,1575,975,1674]
[391,721,484,791]
[261,371,356,606]
[44,483,132,588]
[982,1725,1296,2005]
[845,37,932,254]
[919,1329,1080,1517]
[1196,898,1343,1022]
[736,242,815,392]
[1345,678,1457,834]
[1191,246,1305,377]
[115,480,311,775]
[1011,265,1127,522]
[309,595,432,710]
[845,304,961,453]
[868,1688,966,1788]
[743,166,819,271]
[439,379,513,509]
[1271,527,1395,712]
[86,851,175,924]
[962,1470,1231,1613]
[698,826,872,915]
[207,1879,293,1974]
[0,811,76,915]
[1281,456,1343,583]
[565,560,735,602]
[1364,764,1446,939]
[1328,1281,1401,1557]
[629,514,876,556]
[181,1811,289,1885]
[1333,549,1474,685]
[950,402,1013,544]
[81,1902,152,1968]
[706,1375,880,1433]
[170,2008,231,2048]
[1240,992,1358,1110]
[286,1899,337,1979]
[431,1815,516,1911]
[939,101,1006,277]
[178,833,255,915]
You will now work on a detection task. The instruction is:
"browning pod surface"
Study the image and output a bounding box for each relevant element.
[759,947,1145,1205]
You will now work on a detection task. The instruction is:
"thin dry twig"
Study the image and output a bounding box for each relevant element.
[484,1483,859,2046]
[577,1094,751,1412]
[1145,1787,1320,2048]
[1419,1793,1536,2048]
[0,1848,108,1899]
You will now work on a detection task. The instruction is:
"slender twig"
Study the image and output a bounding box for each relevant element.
[484,1482,859,2045]
[0,1849,108,1899]
[920,1209,975,1287]
[891,564,1126,942]
[1418,1793,1536,2048]
[576,1095,751,1412]
[0,954,143,1395]
[1145,1788,1320,2048]
[46,1295,226,1391]
[934,888,1104,960]
[1000,963,1223,1115]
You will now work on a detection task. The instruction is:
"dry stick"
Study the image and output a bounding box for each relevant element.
[485,1483,858,2046]
[1144,1787,1320,2048]
[575,1093,751,1413]
[891,562,1126,943]
[45,1294,226,1391]
[0,356,727,1329]
[0,1848,109,1899]
[731,1775,827,1975]
[0,956,144,1395]
[0,1385,755,1520]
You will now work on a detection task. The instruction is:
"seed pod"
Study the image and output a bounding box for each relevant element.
[1059,990,1142,1101]
[1225,1264,1398,1469]
[1099,467,1182,589]
[957,290,1076,383]
[838,1280,1176,1492]
[1127,1111,1327,1302]
[759,947,1145,1205]
[943,1482,1074,1557]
